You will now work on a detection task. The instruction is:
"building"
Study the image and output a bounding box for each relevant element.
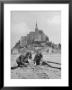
[20,22,49,47]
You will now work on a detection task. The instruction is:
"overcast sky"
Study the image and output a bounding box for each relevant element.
[11,11,61,48]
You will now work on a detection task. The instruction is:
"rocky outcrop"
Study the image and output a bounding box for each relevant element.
[11,23,61,54]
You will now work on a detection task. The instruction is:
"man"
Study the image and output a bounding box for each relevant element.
[16,54,29,67]
[34,52,43,65]
[16,52,32,67]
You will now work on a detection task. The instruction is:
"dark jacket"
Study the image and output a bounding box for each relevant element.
[34,53,42,65]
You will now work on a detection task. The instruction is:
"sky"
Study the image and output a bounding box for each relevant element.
[11,11,61,48]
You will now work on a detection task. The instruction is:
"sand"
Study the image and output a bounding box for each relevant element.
[11,53,61,79]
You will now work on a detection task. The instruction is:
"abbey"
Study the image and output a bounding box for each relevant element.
[20,22,49,47]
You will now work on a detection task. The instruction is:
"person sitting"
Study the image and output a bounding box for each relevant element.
[16,52,32,67]
[34,52,43,65]
[16,54,29,67]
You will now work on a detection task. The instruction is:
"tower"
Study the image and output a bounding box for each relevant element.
[35,21,38,32]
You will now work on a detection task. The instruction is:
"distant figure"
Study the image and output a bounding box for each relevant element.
[16,52,32,67]
[34,52,43,65]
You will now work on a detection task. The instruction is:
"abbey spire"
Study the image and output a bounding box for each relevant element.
[35,21,38,32]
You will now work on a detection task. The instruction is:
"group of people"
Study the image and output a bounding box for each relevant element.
[16,51,43,67]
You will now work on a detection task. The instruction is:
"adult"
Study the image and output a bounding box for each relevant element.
[16,52,32,67]
[34,52,43,65]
